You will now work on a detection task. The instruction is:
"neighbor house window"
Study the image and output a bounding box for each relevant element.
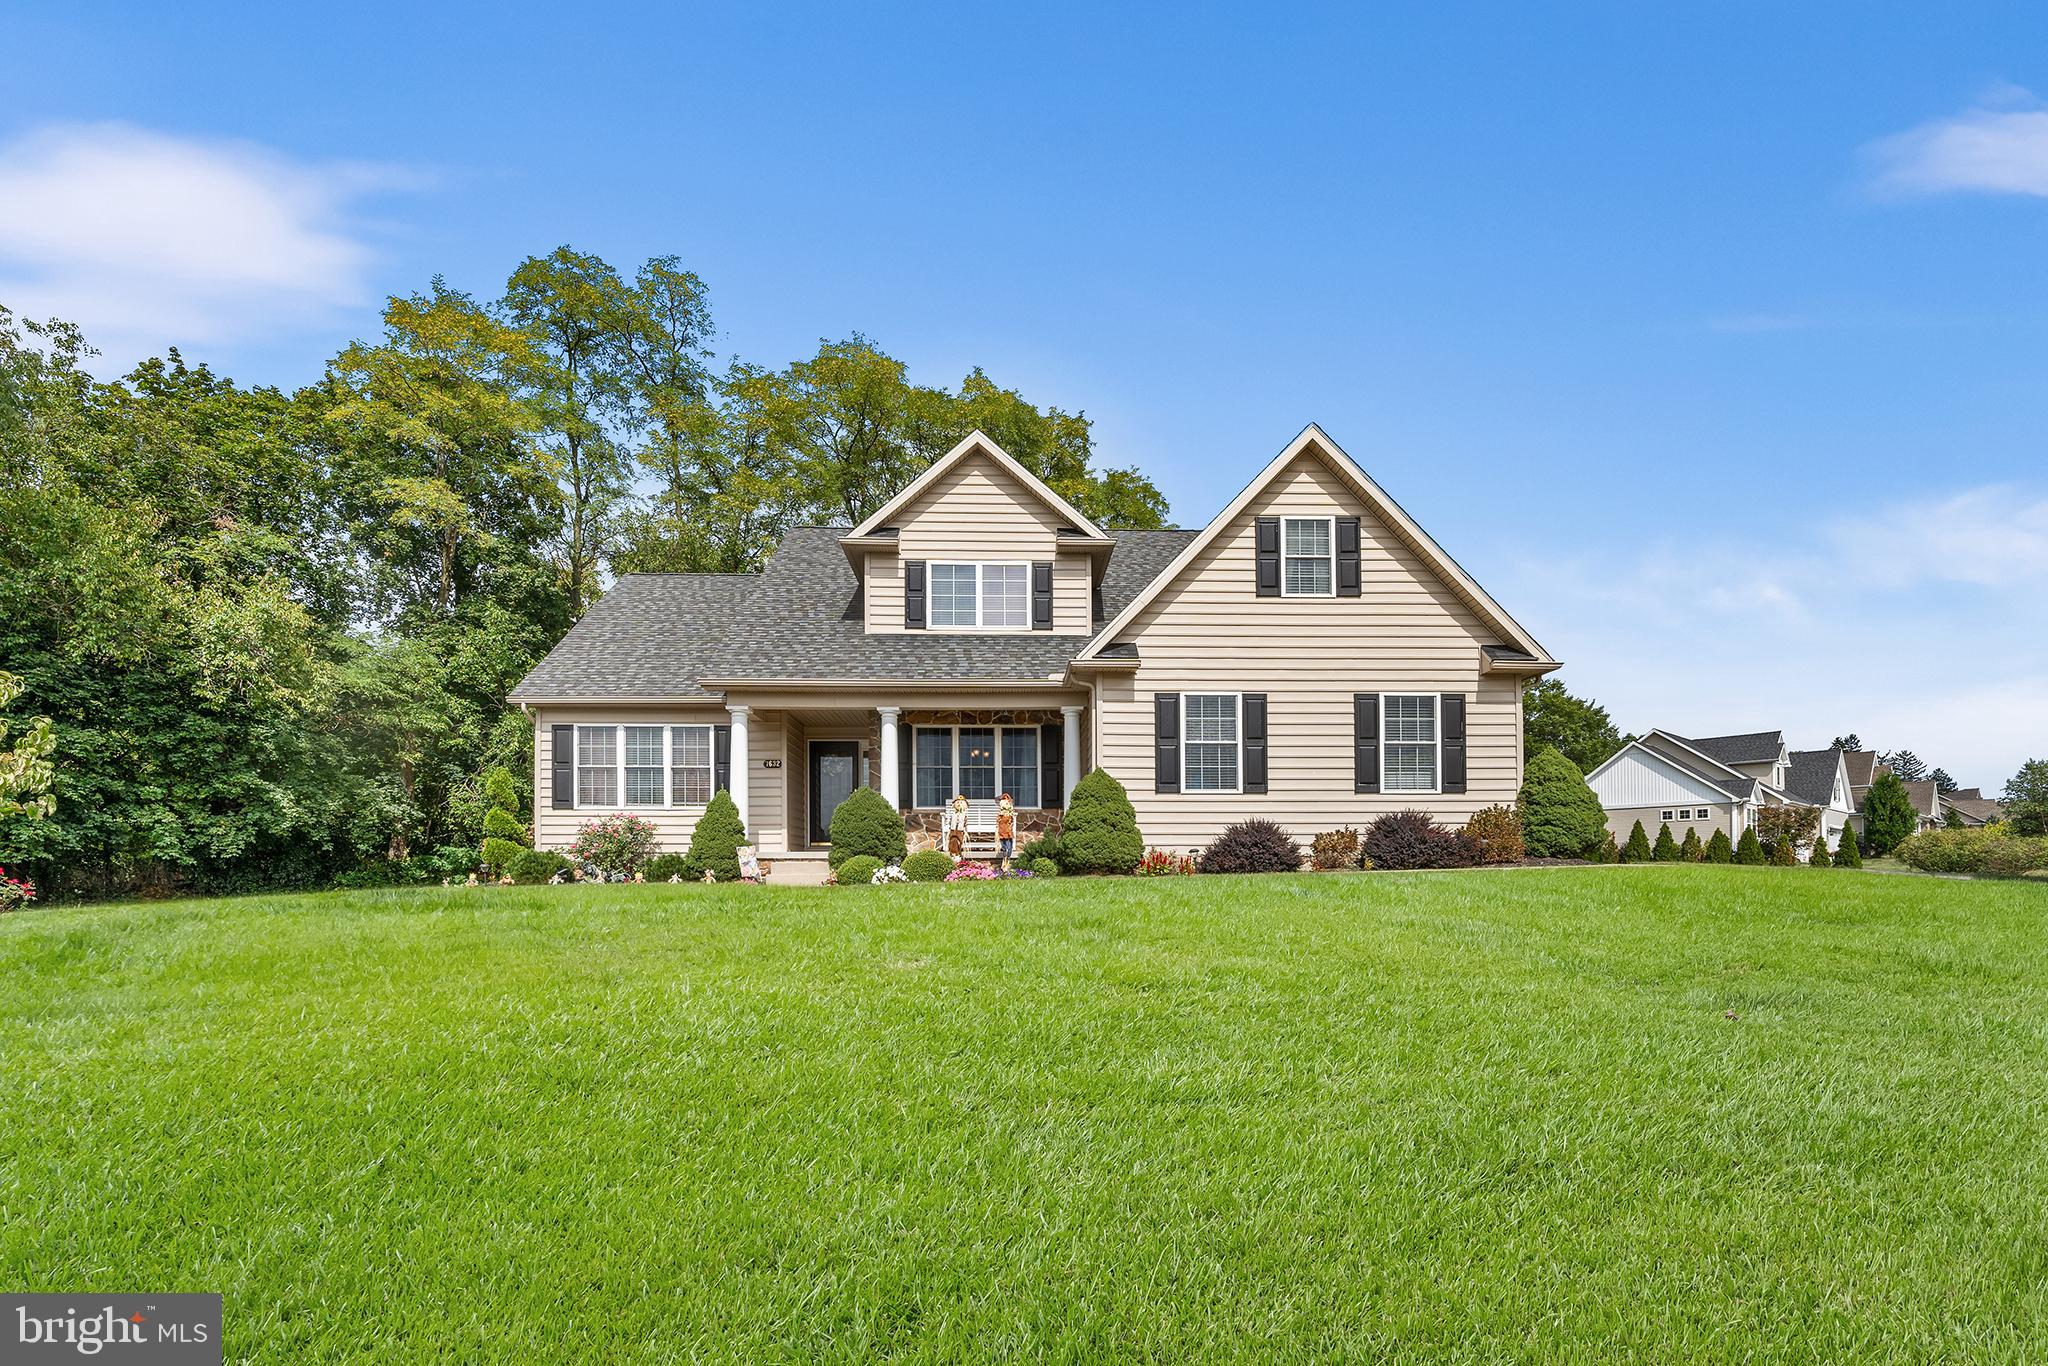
[927,562,1032,628]
[914,726,1042,807]
[1183,693,1241,792]
[1382,694,1439,793]
[576,725,619,807]
[1282,516,1334,597]
[671,725,713,805]
[624,726,666,806]
[1661,809,1674,822]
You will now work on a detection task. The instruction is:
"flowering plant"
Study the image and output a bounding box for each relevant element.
[568,813,661,876]
[1135,848,1197,877]
[871,864,909,884]
[943,862,1034,882]
[0,866,35,911]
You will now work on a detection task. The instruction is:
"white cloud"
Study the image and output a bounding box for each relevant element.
[0,122,421,364]
[1865,88,2048,198]
[1509,482,2048,786]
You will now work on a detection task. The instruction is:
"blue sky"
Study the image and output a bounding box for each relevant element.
[4,3,2045,784]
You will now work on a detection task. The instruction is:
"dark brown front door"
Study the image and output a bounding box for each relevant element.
[809,741,862,846]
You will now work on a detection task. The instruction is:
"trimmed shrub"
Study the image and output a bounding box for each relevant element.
[1770,838,1798,866]
[507,848,573,884]
[483,807,528,842]
[1018,834,1064,868]
[835,854,884,886]
[1620,821,1652,863]
[826,787,907,869]
[643,852,692,882]
[1832,829,1862,868]
[1592,832,1620,864]
[1861,772,1919,855]
[482,766,521,815]
[1060,769,1144,874]
[1517,747,1609,858]
[1465,805,1526,864]
[1679,828,1703,862]
[681,790,747,881]
[1894,829,2048,877]
[903,849,954,882]
[1704,829,1735,864]
[1652,823,1680,862]
[1198,819,1303,874]
[1808,836,1831,867]
[1362,810,1481,871]
[1029,857,1059,878]
[1309,827,1361,871]
[480,837,526,876]
[1983,836,2048,879]
[1734,828,1766,865]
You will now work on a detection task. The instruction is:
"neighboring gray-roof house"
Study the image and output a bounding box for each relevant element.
[1585,729,1854,848]
[510,425,1559,877]
[1940,791,2005,826]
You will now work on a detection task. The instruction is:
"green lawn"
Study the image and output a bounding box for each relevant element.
[4,869,2046,1362]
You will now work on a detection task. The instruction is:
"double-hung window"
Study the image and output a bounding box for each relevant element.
[1183,693,1241,792]
[913,725,1040,807]
[1281,516,1334,597]
[623,726,666,805]
[927,562,1030,628]
[1382,694,1439,793]
[576,725,619,807]
[670,725,713,805]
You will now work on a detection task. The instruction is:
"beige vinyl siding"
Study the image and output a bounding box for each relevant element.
[1096,451,1523,850]
[532,705,788,855]
[865,450,1094,634]
[1604,804,1737,843]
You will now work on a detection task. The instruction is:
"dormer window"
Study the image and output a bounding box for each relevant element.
[929,562,1030,629]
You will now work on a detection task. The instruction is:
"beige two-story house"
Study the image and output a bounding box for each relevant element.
[509,425,1560,878]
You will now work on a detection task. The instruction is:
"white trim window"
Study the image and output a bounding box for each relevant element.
[927,562,1032,629]
[1382,694,1439,793]
[623,725,666,806]
[670,725,714,805]
[1661,809,1675,822]
[913,725,1040,807]
[576,725,619,807]
[1281,516,1335,597]
[1183,693,1242,793]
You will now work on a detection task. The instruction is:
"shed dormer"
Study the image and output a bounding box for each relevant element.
[844,432,1113,634]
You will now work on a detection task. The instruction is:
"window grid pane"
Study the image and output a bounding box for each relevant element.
[930,564,978,626]
[1384,695,1437,744]
[1383,744,1436,792]
[1185,694,1238,744]
[982,564,1029,628]
[915,729,953,807]
[1185,744,1239,792]
[958,727,997,800]
[1001,728,1039,807]
[1183,695,1239,791]
[576,726,617,807]
[671,725,712,805]
[1283,518,1333,596]
[1284,518,1330,556]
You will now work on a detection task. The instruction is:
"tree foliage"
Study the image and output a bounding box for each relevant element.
[2003,758,2048,837]
[1831,829,1862,868]
[1516,747,1608,857]
[1880,749,1927,782]
[1861,772,1919,855]
[1521,677,1628,775]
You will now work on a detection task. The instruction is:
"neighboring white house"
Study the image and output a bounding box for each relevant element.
[1584,729,1854,848]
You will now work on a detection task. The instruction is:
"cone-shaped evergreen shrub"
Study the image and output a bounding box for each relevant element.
[478,765,529,870]
[1833,829,1862,868]
[482,766,521,816]
[684,789,748,882]
[826,786,907,868]
[1652,823,1680,861]
[1621,820,1652,863]
[1060,768,1144,874]
[1517,747,1609,857]
[1735,827,1766,865]
[1679,828,1702,861]
[1593,832,1620,864]
[1705,828,1735,863]
[1770,838,1798,866]
[1861,772,1918,854]
[1808,836,1831,867]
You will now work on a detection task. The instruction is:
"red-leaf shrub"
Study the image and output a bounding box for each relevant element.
[1196,820,1303,874]
[1361,810,1480,870]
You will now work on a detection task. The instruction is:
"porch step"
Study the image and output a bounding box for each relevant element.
[764,850,833,886]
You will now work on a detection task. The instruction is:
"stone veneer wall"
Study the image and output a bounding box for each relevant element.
[901,708,1066,854]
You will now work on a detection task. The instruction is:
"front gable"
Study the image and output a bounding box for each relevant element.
[1588,745,1739,809]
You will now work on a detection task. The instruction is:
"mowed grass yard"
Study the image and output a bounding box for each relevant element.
[4,868,2047,1361]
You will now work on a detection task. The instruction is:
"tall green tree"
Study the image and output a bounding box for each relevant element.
[1881,749,1927,782]
[1861,771,1919,854]
[2002,758,2048,836]
[1522,677,1629,775]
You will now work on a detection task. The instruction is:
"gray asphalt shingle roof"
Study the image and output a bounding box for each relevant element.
[1784,749,1841,807]
[1686,730,1784,767]
[510,526,1197,700]
[1643,733,1759,799]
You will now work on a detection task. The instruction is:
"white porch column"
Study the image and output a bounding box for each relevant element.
[726,703,750,826]
[878,707,902,807]
[1061,705,1083,808]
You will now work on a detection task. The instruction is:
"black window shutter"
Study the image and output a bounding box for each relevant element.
[1243,694,1268,794]
[551,724,574,809]
[1336,517,1362,597]
[713,723,733,794]
[1441,693,1467,794]
[1255,517,1281,597]
[1354,693,1380,793]
[904,560,926,629]
[1154,693,1180,793]
[1040,721,1063,808]
[1032,561,1053,630]
[898,725,915,810]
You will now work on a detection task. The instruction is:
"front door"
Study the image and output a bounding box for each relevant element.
[809,741,863,846]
